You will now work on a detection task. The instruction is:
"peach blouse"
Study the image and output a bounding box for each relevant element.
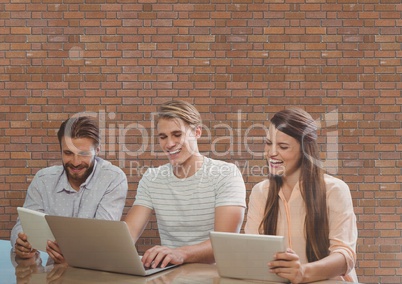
[244,174,358,282]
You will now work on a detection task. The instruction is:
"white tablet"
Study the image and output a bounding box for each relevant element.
[210,231,288,283]
[17,207,55,252]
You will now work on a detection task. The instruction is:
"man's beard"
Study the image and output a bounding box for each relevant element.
[64,162,95,185]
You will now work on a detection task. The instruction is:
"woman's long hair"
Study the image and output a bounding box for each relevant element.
[260,108,329,262]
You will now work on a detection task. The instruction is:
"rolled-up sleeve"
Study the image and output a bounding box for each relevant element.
[326,178,358,276]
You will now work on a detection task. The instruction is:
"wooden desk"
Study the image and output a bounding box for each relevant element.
[1,240,360,284]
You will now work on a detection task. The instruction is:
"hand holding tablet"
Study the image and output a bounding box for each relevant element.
[210,231,288,283]
[17,207,55,252]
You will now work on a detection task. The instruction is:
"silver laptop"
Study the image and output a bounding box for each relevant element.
[45,215,177,276]
[210,231,288,283]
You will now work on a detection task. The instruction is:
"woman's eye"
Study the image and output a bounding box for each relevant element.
[174,134,182,138]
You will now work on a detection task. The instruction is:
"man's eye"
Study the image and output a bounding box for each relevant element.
[174,134,182,138]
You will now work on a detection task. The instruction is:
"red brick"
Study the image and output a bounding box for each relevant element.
[0,3,401,281]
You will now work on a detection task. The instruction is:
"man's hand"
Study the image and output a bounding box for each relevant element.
[46,240,66,264]
[14,232,37,259]
[142,245,185,269]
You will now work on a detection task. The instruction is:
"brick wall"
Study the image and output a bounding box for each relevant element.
[1,1,401,283]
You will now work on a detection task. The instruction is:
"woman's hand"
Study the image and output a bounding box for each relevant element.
[268,248,305,284]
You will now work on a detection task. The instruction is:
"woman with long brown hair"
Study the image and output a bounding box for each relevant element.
[245,108,358,283]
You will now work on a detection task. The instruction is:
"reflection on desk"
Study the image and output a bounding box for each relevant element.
[28,263,363,284]
[3,242,51,284]
[27,263,217,284]
[1,240,362,284]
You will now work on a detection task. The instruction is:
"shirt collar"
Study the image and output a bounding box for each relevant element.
[278,181,301,202]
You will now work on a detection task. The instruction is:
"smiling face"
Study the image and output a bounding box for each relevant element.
[61,137,99,190]
[157,118,202,173]
[264,125,302,180]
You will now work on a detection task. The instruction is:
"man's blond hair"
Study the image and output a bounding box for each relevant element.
[157,100,202,129]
